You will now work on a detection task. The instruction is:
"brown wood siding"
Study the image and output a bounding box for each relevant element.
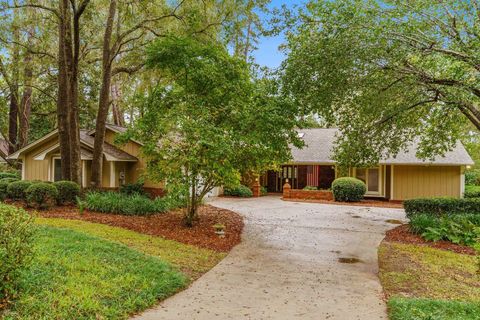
[102,159,111,187]
[104,128,163,188]
[393,165,461,200]
[23,137,58,181]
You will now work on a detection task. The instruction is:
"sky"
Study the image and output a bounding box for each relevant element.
[252,0,305,69]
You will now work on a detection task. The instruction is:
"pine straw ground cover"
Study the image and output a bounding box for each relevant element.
[19,203,244,252]
[379,225,480,320]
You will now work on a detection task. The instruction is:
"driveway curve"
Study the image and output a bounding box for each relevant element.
[134,196,406,320]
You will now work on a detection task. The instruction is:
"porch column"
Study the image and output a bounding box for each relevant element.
[82,161,87,188]
[252,176,261,197]
[110,161,116,188]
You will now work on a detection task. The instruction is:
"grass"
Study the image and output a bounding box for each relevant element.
[36,217,226,278]
[3,226,186,320]
[379,241,480,320]
[388,298,480,320]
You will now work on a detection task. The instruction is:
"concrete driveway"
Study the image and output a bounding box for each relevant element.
[134,196,406,320]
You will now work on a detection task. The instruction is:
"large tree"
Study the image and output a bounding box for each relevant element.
[124,36,300,226]
[281,0,480,167]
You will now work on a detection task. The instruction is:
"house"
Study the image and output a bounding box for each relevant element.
[7,124,164,194]
[0,139,8,163]
[262,128,474,200]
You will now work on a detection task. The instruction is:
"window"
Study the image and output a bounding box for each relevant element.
[355,167,381,194]
[53,158,62,182]
[368,168,379,192]
[356,169,366,184]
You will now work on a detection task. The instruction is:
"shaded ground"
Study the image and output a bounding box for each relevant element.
[135,196,406,320]
[33,204,244,252]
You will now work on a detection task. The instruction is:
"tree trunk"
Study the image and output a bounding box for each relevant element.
[111,82,125,126]
[68,6,83,185]
[91,0,117,188]
[8,92,18,154]
[8,21,20,154]
[57,0,72,181]
[18,52,33,148]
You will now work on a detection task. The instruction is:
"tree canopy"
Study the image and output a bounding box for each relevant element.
[123,36,301,225]
[280,0,480,167]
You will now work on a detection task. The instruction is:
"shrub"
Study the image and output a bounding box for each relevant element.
[54,180,81,204]
[410,213,480,234]
[410,213,480,247]
[331,177,366,202]
[0,172,19,180]
[465,169,480,186]
[7,180,34,200]
[26,183,59,209]
[303,186,318,191]
[0,177,19,184]
[0,203,36,305]
[120,180,145,196]
[421,217,480,247]
[464,185,480,198]
[0,178,17,201]
[223,185,253,197]
[85,192,163,215]
[404,198,480,218]
[260,186,268,196]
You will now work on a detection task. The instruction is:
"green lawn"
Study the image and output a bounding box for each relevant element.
[3,218,226,319]
[379,241,480,320]
[36,218,225,278]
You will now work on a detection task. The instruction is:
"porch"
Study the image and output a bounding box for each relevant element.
[262,164,390,199]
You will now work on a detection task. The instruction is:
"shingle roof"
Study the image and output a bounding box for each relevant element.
[80,130,137,161]
[291,128,474,166]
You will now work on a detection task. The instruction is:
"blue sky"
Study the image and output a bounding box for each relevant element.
[253,0,305,69]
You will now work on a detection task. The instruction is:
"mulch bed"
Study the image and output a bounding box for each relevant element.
[8,200,243,252]
[282,197,404,209]
[384,224,476,255]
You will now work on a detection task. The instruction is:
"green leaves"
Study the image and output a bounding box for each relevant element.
[130,36,300,222]
[280,0,480,166]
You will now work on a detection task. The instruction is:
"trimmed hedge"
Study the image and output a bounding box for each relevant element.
[331,177,366,202]
[404,197,480,218]
[224,185,253,197]
[303,186,318,191]
[7,181,34,200]
[0,172,19,180]
[0,178,18,201]
[26,183,59,209]
[0,203,36,304]
[54,181,81,204]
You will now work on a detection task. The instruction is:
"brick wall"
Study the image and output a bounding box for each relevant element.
[283,187,333,201]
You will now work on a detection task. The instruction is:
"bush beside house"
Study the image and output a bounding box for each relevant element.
[7,180,34,200]
[224,185,253,198]
[54,181,81,204]
[84,191,184,216]
[331,177,366,202]
[26,183,59,209]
